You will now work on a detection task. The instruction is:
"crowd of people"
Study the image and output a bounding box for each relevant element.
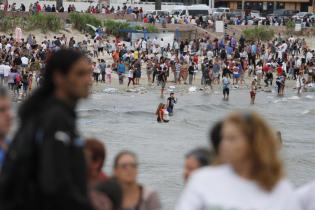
[1,27,315,103]
[0,4,314,209]
[0,51,314,210]
[99,33,314,103]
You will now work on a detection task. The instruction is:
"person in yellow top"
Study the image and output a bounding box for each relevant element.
[134,50,139,60]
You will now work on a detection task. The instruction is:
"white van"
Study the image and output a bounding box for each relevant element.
[145,10,170,18]
[212,7,230,15]
[171,5,210,19]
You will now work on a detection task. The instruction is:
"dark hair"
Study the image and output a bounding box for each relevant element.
[185,148,214,167]
[95,178,122,210]
[209,120,223,154]
[85,138,106,172]
[18,49,85,122]
[0,87,8,98]
[113,150,137,169]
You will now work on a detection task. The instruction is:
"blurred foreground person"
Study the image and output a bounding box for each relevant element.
[175,112,301,210]
[90,178,123,210]
[296,181,315,210]
[0,87,12,172]
[84,138,108,187]
[0,49,93,210]
[114,151,163,210]
[183,148,214,183]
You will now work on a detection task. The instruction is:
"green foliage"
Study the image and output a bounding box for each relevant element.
[242,26,275,42]
[286,20,295,30]
[103,20,159,37]
[27,14,62,32]
[104,20,131,37]
[134,25,143,31]
[69,12,102,34]
[0,16,13,32]
[0,12,61,32]
[0,18,13,32]
[146,24,158,33]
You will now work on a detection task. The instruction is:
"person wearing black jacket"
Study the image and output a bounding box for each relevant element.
[188,64,194,85]
[0,49,93,210]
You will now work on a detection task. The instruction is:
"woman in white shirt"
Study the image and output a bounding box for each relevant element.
[105,65,112,85]
[175,112,301,210]
[296,181,315,210]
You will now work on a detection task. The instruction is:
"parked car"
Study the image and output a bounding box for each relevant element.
[272,9,297,17]
[292,12,313,20]
[310,14,315,22]
[227,10,242,20]
[212,7,231,18]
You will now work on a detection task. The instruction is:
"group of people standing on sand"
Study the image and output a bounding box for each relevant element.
[2,27,315,108]
[102,33,315,105]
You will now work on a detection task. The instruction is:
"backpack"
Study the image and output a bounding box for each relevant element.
[15,74,21,85]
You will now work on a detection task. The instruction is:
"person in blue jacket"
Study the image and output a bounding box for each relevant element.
[117,60,126,85]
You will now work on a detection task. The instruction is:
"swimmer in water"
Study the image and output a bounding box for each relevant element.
[167,93,177,116]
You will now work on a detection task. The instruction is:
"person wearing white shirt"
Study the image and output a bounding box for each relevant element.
[41,42,47,50]
[175,112,302,210]
[21,56,29,68]
[5,43,11,52]
[207,50,213,60]
[296,181,315,210]
[141,39,147,51]
[3,63,10,87]
[306,51,313,63]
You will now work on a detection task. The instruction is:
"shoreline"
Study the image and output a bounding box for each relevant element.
[91,71,302,95]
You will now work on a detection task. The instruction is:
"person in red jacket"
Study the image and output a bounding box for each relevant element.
[277,64,283,76]
[36,2,41,13]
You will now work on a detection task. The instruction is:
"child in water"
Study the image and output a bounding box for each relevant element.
[155,103,169,123]
[167,93,177,116]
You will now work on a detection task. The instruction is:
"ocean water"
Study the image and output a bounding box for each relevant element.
[78,88,315,209]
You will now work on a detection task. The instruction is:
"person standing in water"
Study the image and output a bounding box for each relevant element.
[155,103,169,123]
[158,67,167,97]
[127,66,135,87]
[250,79,257,105]
[296,71,304,96]
[276,72,286,97]
[167,93,177,116]
[222,73,230,101]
